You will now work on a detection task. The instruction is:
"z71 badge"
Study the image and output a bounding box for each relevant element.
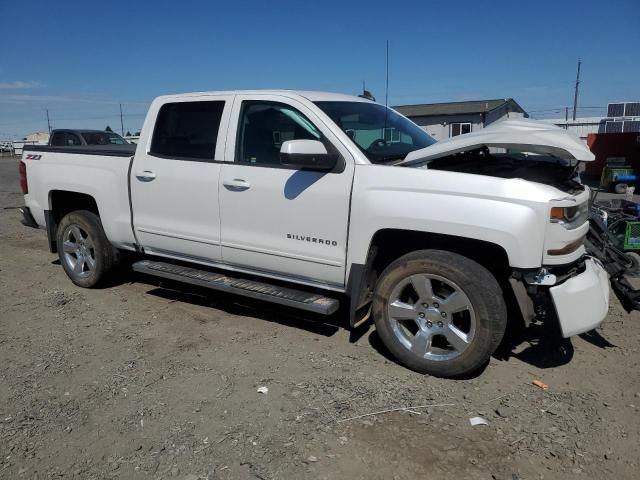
[25,154,42,160]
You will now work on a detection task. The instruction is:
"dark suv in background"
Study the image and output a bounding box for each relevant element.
[49,129,129,147]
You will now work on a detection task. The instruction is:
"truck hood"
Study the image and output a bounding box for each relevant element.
[401,118,595,164]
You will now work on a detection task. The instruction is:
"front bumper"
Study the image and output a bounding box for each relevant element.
[549,258,610,337]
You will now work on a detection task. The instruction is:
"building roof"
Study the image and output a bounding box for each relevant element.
[393,98,527,118]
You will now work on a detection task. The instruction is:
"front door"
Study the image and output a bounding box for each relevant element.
[130,95,233,262]
[219,95,354,288]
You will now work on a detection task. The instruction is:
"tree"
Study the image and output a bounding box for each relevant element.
[105,125,113,132]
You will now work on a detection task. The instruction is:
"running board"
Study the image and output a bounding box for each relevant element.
[132,260,340,315]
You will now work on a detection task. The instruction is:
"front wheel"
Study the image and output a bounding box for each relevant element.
[56,210,118,288]
[372,250,507,378]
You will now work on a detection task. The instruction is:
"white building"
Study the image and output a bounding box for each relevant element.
[538,117,605,142]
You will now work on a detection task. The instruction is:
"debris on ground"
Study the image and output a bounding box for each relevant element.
[532,379,549,391]
[469,416,489,426]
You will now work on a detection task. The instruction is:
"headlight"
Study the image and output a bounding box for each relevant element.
[550,203,589,229]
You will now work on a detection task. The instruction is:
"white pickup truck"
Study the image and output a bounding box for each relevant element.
[19,90,610,377]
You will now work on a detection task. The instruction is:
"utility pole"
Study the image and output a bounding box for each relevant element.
[572,59,581,121]
[565,106,569,127]
[46,109,51,134]
[119,104,124,136]
[385,40,389,109]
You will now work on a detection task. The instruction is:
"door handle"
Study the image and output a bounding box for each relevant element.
[223,178,251,191]
[135,170,156,182]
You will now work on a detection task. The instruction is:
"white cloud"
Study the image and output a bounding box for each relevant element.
[0,80,43,89]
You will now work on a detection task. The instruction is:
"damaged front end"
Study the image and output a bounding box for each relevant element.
[399,118,632,333]
[585,199,640,312]
[400,118,593,194]
[511,258,610,338]
[425,149,584,194]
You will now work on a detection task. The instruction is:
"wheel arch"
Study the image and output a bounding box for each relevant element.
[46,190,100,253]
[347,229,513,328]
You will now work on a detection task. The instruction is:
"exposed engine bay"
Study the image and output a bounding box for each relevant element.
[420,147,585,194]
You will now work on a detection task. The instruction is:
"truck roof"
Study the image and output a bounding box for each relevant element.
[155,90,374,103]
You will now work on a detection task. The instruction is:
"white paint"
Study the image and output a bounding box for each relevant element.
[550,258,610,337]
[280,139,327,155]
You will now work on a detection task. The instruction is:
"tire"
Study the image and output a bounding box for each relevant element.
[625,251,640,277]
[56,210,118,288]
[372,249,507,378]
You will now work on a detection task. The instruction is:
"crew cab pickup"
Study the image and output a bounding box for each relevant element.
[19,90,610,377]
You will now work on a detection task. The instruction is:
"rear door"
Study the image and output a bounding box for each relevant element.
[130,95,233,263]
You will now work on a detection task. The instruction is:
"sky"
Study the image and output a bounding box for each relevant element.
[0,0,638,138]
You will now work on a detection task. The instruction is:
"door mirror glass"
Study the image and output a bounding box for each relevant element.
[280,140,338,170]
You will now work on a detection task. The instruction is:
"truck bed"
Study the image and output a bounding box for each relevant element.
[22,145,137,250]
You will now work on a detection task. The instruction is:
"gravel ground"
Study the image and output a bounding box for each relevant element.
[1,155,639,479]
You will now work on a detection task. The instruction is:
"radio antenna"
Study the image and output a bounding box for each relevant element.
[385,40,389,109]
[383,40,390,149]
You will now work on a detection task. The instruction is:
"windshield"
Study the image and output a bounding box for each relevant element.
[81,131,128,145]
[315,101,436,163]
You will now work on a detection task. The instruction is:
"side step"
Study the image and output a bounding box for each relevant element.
[132,260,340,315]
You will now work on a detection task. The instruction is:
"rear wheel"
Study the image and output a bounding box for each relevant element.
[372,250,507,378]
[56,210,118,288]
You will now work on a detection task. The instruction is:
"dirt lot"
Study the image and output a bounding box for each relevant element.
[1,154,639,479]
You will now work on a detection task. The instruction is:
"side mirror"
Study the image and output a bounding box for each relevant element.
[280,140,338,171]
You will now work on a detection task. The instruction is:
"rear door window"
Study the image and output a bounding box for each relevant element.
[150,101,225,160]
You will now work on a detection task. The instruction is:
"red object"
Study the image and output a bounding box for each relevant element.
[19,161,28,194]
[585,132,640,177]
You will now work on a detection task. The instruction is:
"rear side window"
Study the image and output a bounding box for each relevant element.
[150,101,224,160]
[51,132,81,146]
[65,133,82,145]
[50,133,65,146]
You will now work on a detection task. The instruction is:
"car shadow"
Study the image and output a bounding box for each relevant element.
[55,264,616,372]
[366,315,602,377]
[578,329,617,348]
[493,319,576,369]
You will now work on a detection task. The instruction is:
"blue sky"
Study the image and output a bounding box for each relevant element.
[0,0,638,138]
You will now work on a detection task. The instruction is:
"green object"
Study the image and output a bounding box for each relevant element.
[624,221,640,250]
[600,166,634,188]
